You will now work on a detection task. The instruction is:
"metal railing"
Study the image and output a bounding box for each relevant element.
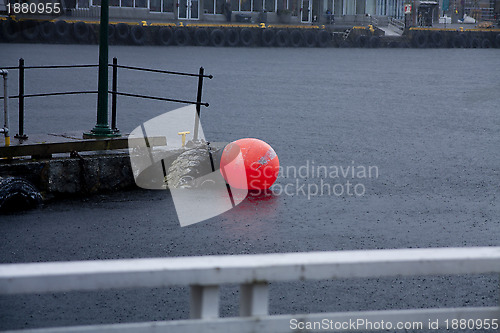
[389,16,405,31]
[1,247,499,332]
[0,58,212,140]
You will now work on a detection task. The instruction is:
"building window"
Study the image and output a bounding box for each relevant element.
[163,0,174,11]
[345,0,354,14]
[204,0,214,13]
[76,0,90,8]
[333,0,342,14]
[253,0,262,11]
[150,0,161,11]
[230,0,238,10]
[264,0,275,12]
[289,0,298,15]
[356,0,365,14]
[203,0,225,13]
[240,0,251,11]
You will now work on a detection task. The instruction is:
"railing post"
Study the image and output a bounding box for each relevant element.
[0,70,10,147]
[15,58,27,140]
[190,285,219,319]
[192,67,204,142]
[84,0,120,139]
[111,57,118,132]
[239,282,269,317]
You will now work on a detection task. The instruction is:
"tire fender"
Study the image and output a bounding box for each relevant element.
[130,25,146,45]
[275,30,289,47]
[115,23,130,41]
[225,28,240,47]
[21,20,40,41]
[73,21,89,43]
[210,29,225,47]
[39,21,55,41]
[174,28,190,46]
[240,28,254,46]
[290,29,303,47]
[304,30,317,47]
[1,20,20,41]
[194,28,210,46]
[261,29,275,47]
[0,177,42,213]
[317,30,330,47]
[158,27,174,46]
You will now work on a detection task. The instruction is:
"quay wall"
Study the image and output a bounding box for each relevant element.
[1,18,500,48]
[0,154,135,195]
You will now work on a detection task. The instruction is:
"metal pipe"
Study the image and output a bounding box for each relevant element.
[0,70,9,146]
[17,58,25,139]
[193,67,204,142]
[111,57,118,132]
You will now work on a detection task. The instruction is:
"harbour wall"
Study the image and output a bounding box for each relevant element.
[0,154,135,195]
[1,18,500,48]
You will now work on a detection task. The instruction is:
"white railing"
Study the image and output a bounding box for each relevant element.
[1,247,500,332]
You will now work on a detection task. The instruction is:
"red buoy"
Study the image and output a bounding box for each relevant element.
[220,138,279,190]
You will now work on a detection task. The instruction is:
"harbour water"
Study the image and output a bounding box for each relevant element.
[1,44,499,330]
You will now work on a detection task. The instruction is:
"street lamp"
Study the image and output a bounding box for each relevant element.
[84,0,120,139]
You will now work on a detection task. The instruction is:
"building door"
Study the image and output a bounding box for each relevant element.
[301,0,312,22]
[178,0,199,19]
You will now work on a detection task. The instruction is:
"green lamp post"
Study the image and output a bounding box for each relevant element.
[84,0,120,138]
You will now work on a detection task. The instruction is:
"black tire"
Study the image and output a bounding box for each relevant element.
[174,28,190,46]
[240,28,254,46]
[21,20,39,41]
[369,35,380,48]
[73,21,89,43]
[108,24,115,40]
[459,33,469,48]
[290,30,303,47]
[225,28,239,47]
[210,29,225,46]
[388,41,399,48]
[400,41,410,48]
[340,40,352,48]
[1,20,20,41]
[495,34,500,48]
[130,25,146,45]
[0,177,42,213]
[54,20,70,41]
[275,30,289,47]
[355,35,368,48]
[194,28,210,46]
[115,23,130,41]
[481,38,491,48]
[470,37,480,48]
[261,29,275,47]
[158,27,174,46]
[166,147,215,189]
[304,30,317,47]
[317,30,330,47]
[413,32,427,48]
[39,21,55,41]
[453,34,465,48]
[431,31,443,48]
